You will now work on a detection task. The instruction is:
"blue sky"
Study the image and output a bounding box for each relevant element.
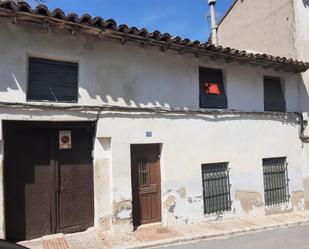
[26,0,234,42]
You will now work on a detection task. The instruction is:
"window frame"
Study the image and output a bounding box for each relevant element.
[26,57,79,103]
[201,162,232,215]
[263,76,286,112]
[262,157,290,206]
[199,67,228,109]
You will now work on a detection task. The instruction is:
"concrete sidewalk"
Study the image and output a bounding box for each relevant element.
[20,210,309,249]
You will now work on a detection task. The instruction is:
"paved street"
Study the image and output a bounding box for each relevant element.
[20,211,309,249]
[161,225,309,249]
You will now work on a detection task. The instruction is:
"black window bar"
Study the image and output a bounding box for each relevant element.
[201,162,232,214]
[263,157,290,206]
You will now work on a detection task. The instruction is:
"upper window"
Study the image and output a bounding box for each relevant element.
[199,67,227,109]
[27,57,78,103]
[264,76,286,112]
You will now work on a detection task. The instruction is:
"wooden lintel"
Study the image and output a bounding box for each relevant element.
[238,60,248,65]
[160,46,167,52]
[71,27,79,36]
[97,31,105,39]
[120,36,127,44]
[248,62,260,67]
[262,64,272,70]
[177,47,187,55]
[274,67,282,72]
[11,14,17,24]
[139,41,147,49]
[209,55,218,61]
[225,57,234,63]
[43,20,51,33]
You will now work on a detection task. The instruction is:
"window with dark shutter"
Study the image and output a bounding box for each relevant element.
[264,76,286,112]
[199,67,227,109]
[27,57,78,103]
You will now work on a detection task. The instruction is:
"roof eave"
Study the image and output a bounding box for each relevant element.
[0,2,308,73]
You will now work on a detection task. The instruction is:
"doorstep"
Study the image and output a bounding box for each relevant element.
[19,229,103,249]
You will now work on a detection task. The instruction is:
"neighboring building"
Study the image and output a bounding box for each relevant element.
[0,0,308,242]
[216,0,309,211]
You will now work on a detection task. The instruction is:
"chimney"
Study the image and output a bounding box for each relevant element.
[208,0,218,45]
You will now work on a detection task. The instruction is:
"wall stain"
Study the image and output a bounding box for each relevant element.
[177,187,186,199]
[187,195,202,204]
[164,195,176,213]
[113,200,132,222]
[99,216,112,231]
[291,190,304,209]
[235,190,263,214]
[305,201,309,210]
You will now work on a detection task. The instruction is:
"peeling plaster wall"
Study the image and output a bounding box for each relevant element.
[93,138,113,231]
[0,19,305,235]
[97,112,305,226]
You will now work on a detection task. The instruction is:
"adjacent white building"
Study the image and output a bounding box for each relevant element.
[0,0,308,242]
[216,0,309,212]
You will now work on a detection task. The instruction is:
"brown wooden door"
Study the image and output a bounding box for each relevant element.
[4,122,94,242]
[4,127,52,241]
[131,144,161,227]
[57,128,94,233]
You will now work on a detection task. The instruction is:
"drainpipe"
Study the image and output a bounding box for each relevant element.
[208,0,218,45]
[295,112,309,141]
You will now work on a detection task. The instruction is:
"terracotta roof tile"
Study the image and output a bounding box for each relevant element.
[0,0,308,72]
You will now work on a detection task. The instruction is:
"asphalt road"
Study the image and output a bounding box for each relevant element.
[160,225,309,249]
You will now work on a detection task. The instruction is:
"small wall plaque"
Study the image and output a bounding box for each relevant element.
[59,130,72,149]
[146,131,152,138]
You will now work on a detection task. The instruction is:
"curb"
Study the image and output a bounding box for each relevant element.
[125,219,309,249]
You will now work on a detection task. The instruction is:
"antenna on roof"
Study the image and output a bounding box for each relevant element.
[208,0,218,45]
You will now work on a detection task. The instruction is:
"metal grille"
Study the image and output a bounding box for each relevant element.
[138,161,148,186]
[263,157,289,206]
[202,162,231,214]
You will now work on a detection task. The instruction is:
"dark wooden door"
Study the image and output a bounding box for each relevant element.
[57,128,94,233]
[4,127,52,241]
[4,122,94,242]
[131,144,161,227]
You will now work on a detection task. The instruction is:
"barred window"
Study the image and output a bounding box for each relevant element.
[201,162,231,214]
[263,157,289,206]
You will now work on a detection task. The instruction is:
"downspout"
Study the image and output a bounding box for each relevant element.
[208,0,218,45]
[295,112,309,141]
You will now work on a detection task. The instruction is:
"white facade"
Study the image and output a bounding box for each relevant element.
[0,17,306,238]
[217,0,309,210]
